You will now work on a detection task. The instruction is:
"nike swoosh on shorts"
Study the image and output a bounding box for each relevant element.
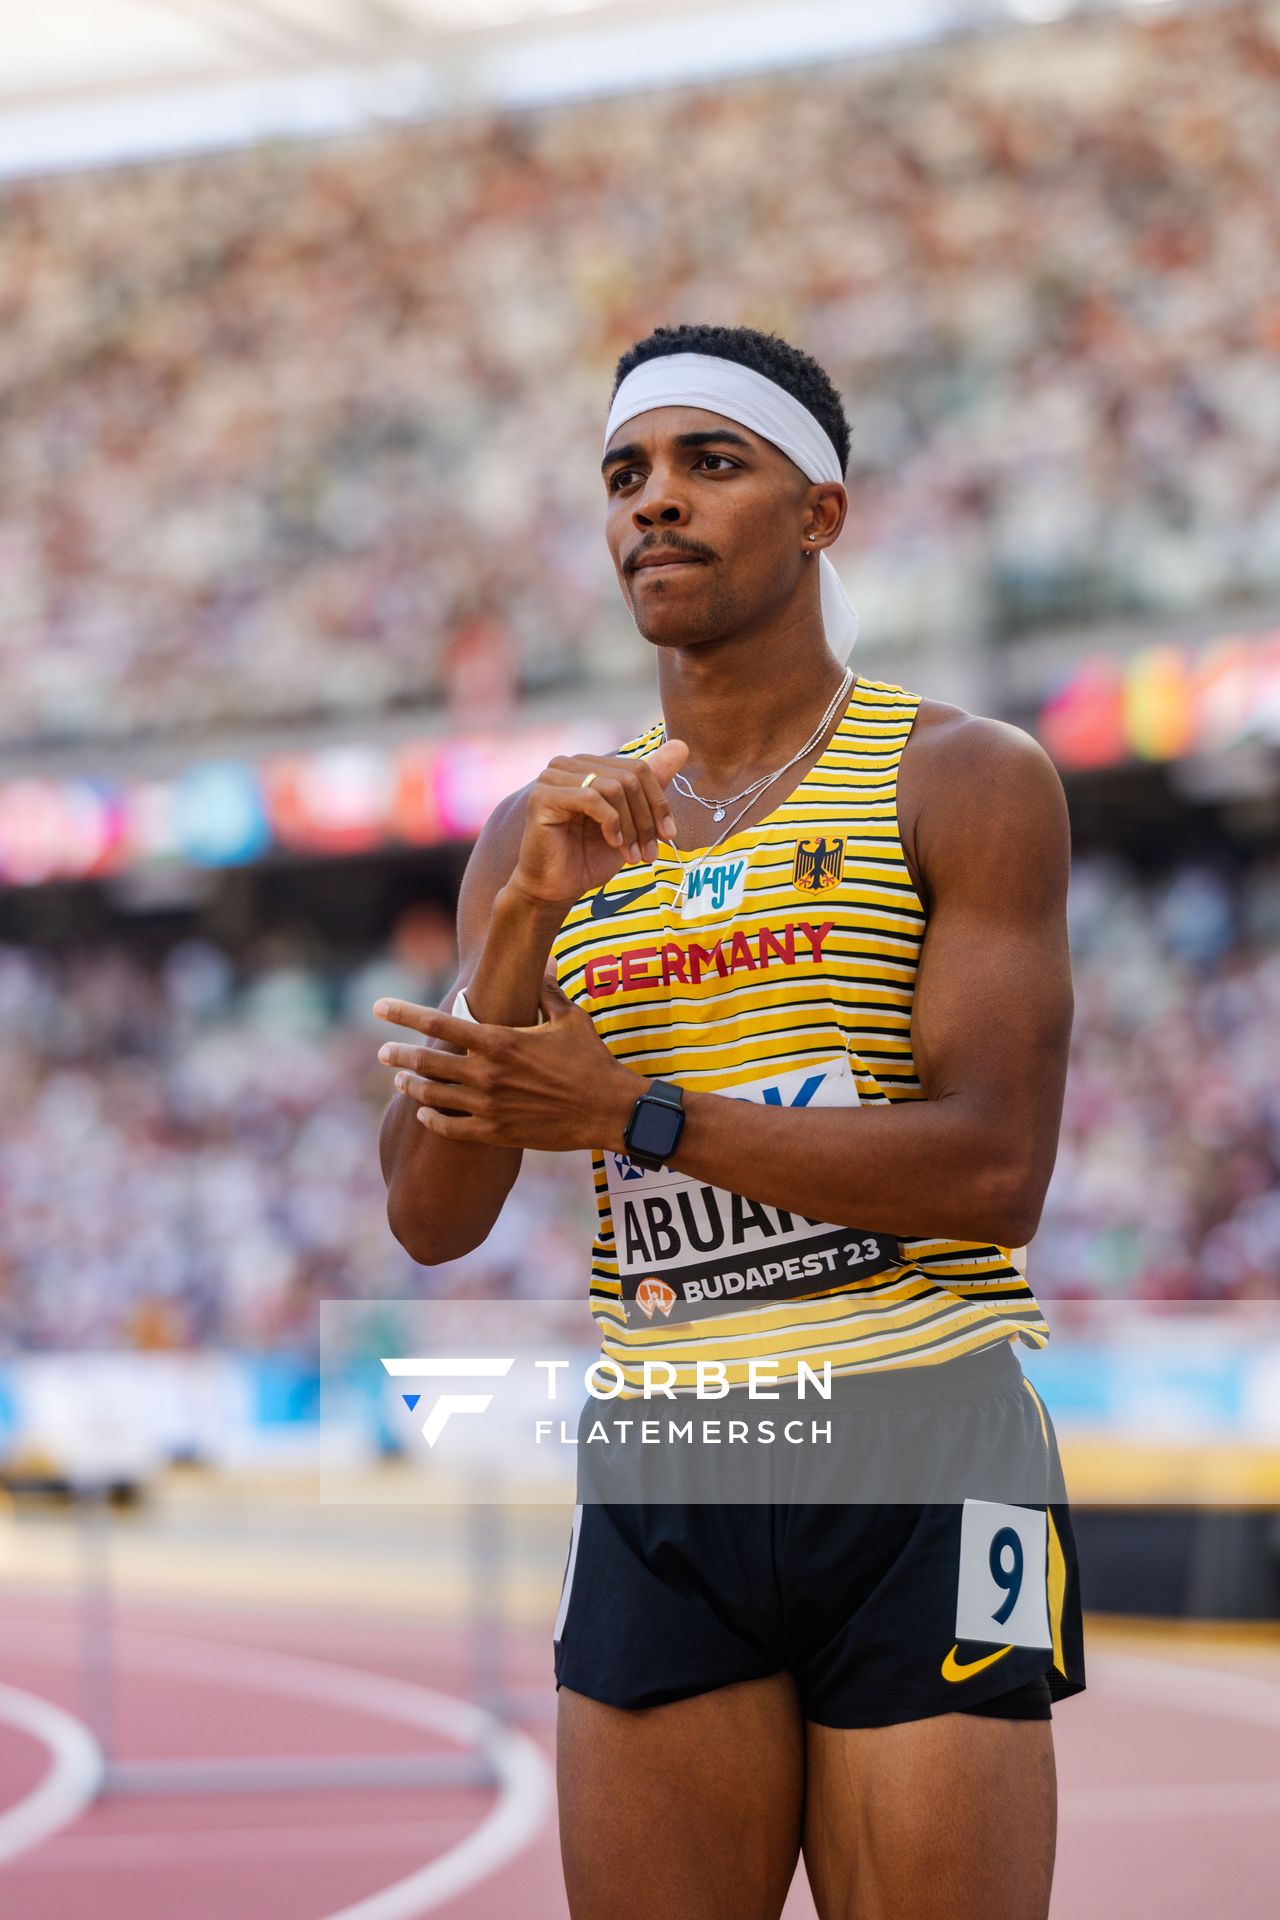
[941,1643,1014,1683]
[590,881,658,919]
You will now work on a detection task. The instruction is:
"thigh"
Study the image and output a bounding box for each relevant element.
[558,1674,806,1920]
[803,1710,1057,1920]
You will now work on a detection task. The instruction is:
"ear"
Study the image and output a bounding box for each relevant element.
[803,481,847,551]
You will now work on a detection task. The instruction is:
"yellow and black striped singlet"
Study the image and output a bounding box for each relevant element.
[550,677,1051,1389]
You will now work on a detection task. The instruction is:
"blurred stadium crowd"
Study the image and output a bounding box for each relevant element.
[1042,853,1280,1301]
[0,906,592,1353]
[2,854,1276,1354]
[2,2,1278,746]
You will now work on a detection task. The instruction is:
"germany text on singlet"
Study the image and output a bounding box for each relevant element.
[550,678,1051,1390]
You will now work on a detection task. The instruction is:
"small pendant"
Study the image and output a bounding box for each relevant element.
[713,806,726,822]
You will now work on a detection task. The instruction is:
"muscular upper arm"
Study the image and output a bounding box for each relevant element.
[906,713,1073,1239]
[452,785,532,987]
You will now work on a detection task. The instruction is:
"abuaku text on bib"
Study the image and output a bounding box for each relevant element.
[603,1056,901,1327]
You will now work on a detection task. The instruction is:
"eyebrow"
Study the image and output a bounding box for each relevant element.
[601,428,755,474]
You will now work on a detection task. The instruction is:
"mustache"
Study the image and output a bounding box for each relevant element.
[626,534,718,573]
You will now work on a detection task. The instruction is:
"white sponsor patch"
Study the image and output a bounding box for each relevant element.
[955,1498,1052,1649]
[679,854,749,922]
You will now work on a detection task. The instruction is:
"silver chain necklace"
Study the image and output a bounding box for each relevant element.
[667,664,855,821]
[673,764,783,822]
[661,666,854,894]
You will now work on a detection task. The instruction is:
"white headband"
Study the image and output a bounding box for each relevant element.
[604,351,858,659]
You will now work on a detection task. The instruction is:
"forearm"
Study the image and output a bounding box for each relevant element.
[648,1091,1044,1249]
[458,878,569,1025]
[382,881,568,1261]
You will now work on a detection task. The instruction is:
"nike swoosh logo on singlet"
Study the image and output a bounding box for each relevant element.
[590,881,658,919]
[941,1643,1014,1683]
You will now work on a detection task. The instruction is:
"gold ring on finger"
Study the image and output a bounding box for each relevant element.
[580,771,599,789]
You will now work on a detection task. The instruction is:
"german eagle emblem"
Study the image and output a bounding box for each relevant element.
[792,837,845,892]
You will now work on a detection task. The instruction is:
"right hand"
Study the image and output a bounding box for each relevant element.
[510,740,689,905]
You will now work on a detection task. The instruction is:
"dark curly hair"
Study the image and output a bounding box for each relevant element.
[611,323,850,476]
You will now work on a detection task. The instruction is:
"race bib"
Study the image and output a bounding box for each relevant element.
[604,1056,902,1326]
[955,1499,1052,1649]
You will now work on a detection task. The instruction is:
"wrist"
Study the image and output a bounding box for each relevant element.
[497,873,575,927]
[595,1067,654,1154]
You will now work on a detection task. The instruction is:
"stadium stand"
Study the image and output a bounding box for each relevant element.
[0,854,1275,1352]
[1,2,1277,746]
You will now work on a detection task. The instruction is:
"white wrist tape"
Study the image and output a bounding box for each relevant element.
[451,987,544,1025]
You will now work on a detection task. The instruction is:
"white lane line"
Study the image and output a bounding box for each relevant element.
[0,1683,103,1865]
[321,1724,548,1920]
[0,1616,552,1918]
[4,1817,502,1869]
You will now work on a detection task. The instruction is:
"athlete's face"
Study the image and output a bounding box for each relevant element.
[601,405,844,651]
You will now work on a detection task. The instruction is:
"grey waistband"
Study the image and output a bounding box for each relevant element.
[732,1336,1026,1412]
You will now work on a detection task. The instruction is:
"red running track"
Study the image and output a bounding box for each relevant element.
[0,1590,1278,1919]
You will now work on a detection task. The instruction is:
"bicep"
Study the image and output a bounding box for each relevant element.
[910,727,1072,1166]
[449,786,531,995]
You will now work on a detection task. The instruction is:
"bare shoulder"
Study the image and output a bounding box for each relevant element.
[906,696,1064,792]
[899,698,1069,908]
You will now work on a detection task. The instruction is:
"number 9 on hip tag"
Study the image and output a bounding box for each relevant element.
[955,1498,1052,1649]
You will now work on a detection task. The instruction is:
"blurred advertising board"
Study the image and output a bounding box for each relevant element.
[1038,630,1280,772]
[0,719,612,886]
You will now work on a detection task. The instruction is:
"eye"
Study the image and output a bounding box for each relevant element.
[608,467,640,492]
[696,453,737,472]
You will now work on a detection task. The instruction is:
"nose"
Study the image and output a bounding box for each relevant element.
[631,476,689,534]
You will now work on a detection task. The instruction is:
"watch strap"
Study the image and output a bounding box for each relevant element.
[644,1077,685,1110]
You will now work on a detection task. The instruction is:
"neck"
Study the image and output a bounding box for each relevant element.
[656,610,847,792]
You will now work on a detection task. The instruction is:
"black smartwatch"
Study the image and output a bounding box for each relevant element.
[622,1078,685,1171]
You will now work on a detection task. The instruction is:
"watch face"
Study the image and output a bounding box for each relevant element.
[629,1100,680,1160]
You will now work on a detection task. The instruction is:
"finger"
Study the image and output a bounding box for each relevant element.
[378,1042,471,1082]
[532,773,628,852]
[583,774,642,864]
[395,1071,479,1110]
[372,996,442,1035]
[545,768,637,860]
[608,762,661,861]
[643,739,690,789]
[416,1107,481,1140]
[539,977,576,1021]
[629,757,678,845]
[375,1004,508,1056]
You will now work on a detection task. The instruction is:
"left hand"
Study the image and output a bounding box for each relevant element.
[375,979,645,1151]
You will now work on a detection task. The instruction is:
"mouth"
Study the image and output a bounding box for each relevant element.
[630,554,708,575]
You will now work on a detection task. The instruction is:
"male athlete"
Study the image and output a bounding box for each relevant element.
[375,324,1085,1920]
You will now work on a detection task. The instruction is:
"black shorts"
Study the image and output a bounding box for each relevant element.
[553,1340,1086,1728]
